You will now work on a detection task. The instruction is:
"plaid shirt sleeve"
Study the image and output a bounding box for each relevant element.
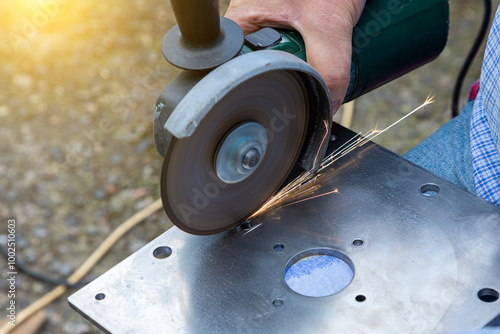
[470,5,500,206]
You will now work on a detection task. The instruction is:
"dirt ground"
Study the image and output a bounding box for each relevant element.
[0,0,499,333]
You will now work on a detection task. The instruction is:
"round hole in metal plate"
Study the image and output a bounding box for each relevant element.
[284,249,354,297]
[153,246,172,259]
[272,298,283,307]
[478,288,499,303]
[352,239,364,247]
[274,244,284,252]
[420,183,440,197]
[95,293,105,301]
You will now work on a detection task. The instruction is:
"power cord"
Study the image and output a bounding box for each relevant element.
[0,244,88,289]
[451,0,492,117]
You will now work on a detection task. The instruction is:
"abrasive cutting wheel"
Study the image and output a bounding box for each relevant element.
[161,70,309,234]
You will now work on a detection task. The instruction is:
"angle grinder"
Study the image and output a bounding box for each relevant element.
[154,0,449,235]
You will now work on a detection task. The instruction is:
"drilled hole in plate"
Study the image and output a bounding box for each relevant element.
[95,293,105,301]
[272,299,283,307]
[478,288,499,303]
[284,249,354,297]
[240,221,252,231]
[356,295,366,302]
[274,244,284,252]
[352,239,364,247]
[420,183,440,197]
[153,246,172,259]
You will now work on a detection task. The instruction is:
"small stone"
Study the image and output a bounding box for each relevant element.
[6,190,18,201]
[46,308,62,324]
[24,171,37,184]
[85,225,99,236]
[17,236,28,249]
[32,225,49,239]
[143,165,153,177]
[135,138,151,153]
[51,146,65,163]
[0,105,10,117]
[49,260,62,274]
[58,244,70,254]
[107,174,120,185]
[13,74,33,89]
[25,249,38,263]
[74,197,85,207]
[111,154,122,164]
[38,197,51,208]
[99,68,111,80]
[128,238,147,253]
[37,183,48,193]
[84,102,98,113]
[80,115,90,125]
[94,189,106,200]
[58,263,73,276]
[63,321,91,334]
[133,187,148,200]
[65,214,78,227]
[54,85,65,96]
[33,282,45,293]
[105,184,117,194]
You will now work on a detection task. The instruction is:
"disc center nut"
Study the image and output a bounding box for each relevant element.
[241,148,261,170]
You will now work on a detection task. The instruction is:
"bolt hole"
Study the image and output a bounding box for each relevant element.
[153,246,172,259]
[352,239,364,247]
[478,288,499,303]
[420,184,440,197]
[355,295,366,302]
[240,221,252,231]
[274,244,284,252]
[95,293,105,301]
[272,299,283,307]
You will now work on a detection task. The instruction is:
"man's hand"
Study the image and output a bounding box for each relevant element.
[225,0,366,112]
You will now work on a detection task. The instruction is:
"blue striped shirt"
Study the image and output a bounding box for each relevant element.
[470,5,500,206]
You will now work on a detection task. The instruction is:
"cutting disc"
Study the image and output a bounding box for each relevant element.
[161,70,309,234]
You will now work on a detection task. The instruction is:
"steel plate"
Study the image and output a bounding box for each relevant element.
[69,125,500,333]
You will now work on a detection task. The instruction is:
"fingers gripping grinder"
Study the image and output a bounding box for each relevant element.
[154,0,449,235]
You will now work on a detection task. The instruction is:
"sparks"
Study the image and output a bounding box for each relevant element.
[281,189,340,208]
[250,95,435,218]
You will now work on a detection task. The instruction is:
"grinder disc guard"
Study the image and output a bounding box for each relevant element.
[161,71,309,234]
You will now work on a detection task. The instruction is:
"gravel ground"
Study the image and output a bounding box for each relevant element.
[0,0,498,333]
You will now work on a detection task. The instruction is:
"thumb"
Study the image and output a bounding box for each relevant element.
[225,3,262,35]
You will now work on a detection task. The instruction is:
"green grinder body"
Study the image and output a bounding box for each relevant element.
[241,0,449,102]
